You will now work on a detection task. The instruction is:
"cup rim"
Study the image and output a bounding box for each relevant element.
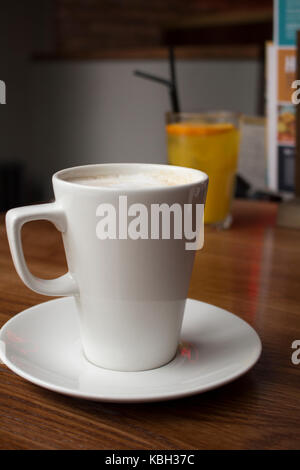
[53,163,209,192]
[166,110,242,128]
[166,110,242,119]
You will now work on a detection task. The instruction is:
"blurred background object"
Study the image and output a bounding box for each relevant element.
[266,1,300,196]
[238,116,266,191]
[0,162,24,211]
[0,0,273,202]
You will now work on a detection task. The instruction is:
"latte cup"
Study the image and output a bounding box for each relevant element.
[6,163,208,371]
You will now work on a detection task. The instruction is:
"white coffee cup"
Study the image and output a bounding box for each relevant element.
[6,163,208,371]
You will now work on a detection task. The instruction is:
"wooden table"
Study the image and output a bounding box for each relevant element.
[0,199,299,450]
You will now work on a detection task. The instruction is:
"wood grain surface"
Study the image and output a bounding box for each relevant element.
[0,199,299,450]
[55,0,272,53]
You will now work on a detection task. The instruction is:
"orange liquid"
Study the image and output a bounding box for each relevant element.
[166,122,240,224]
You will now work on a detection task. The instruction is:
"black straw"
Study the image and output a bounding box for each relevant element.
[168,47,180,113]
[134,47,180,113]
[134,71,171,87]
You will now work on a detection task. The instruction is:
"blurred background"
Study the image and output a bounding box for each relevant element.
[0,0,273,208]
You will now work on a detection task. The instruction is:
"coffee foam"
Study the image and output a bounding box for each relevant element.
[67,172,195,189]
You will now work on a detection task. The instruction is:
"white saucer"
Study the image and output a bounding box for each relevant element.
[0,297,261,403]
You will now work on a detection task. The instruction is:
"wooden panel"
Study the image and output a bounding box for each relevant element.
[52,0,273,58]
[34,45,263,61]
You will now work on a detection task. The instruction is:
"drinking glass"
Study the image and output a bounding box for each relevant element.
[166,111,241,228]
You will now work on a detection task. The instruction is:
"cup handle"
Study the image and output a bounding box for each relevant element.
[5,203,79,296]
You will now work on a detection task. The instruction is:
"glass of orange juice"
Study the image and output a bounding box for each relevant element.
[166,111,241,228]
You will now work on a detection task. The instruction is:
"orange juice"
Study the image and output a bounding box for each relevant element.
[166,121,240,224]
